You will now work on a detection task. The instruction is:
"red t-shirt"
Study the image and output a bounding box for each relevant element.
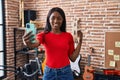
[37,32,75,68]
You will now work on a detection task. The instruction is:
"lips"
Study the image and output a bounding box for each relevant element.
[54,24,59,27]
[53,24,59,28]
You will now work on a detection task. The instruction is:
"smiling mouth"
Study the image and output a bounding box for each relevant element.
[54,24,59,26]
[53,24,59,28]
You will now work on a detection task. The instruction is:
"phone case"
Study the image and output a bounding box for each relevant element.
[26,23,36,43]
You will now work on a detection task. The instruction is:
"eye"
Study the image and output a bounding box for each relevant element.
[57,17,62,20]
[51,16,55,20]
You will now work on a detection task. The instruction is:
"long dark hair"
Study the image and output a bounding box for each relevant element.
[44,7,66,32]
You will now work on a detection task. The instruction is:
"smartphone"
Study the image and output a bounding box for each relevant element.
[26,23,36,43]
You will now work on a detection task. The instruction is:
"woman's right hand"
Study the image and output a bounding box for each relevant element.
[22,31,38,48]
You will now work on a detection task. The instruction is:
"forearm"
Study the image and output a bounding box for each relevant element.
[29,40,40,48]
[70,40,82,62]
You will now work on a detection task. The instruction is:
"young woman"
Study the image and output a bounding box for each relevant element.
[23,7,83,80]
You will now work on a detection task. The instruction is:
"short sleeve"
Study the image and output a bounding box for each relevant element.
[36,32,45,44]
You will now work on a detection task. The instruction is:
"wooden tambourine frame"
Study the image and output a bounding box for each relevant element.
[105,31,120,69]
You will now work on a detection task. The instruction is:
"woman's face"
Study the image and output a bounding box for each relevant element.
[49,11,63,32]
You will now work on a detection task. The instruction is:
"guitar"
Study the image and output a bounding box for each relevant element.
[70,54,81,78]
[83,47,94,80]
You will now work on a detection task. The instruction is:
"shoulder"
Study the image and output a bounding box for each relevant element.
[37,31,45,37]
[37,32,44,35]
[65,32,73,36]
[63,32,73,38]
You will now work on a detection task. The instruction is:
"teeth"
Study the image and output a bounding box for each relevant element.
[54,24,59,26]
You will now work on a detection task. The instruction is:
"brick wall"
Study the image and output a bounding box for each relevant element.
[4,0,120,79]
[4,0,19,80]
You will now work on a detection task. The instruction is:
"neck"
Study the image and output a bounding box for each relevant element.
[51,29,61,34]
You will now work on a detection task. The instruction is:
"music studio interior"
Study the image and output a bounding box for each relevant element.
[0,0,120,80]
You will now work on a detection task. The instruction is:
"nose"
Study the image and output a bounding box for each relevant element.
[54,18,59,23]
